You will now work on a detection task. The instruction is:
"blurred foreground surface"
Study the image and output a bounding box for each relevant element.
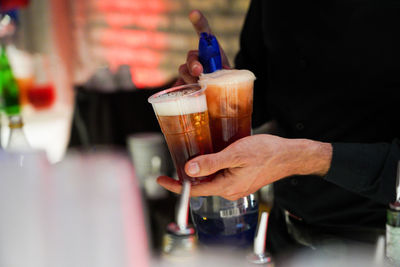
[0,150,148,267]
[0,149,393,267]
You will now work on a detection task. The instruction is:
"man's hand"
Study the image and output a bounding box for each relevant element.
[157,134,333,200]
[175,10,231,86]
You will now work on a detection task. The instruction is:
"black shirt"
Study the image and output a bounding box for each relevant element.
[235,0,400,250]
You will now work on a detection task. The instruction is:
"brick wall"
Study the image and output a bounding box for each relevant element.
[72,0,251,87]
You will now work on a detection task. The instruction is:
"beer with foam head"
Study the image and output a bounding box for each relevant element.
[199,69,256,152]
[148,84,213,184]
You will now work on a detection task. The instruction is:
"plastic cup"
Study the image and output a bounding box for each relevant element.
[199,69,256,152]
[148,84,214,184]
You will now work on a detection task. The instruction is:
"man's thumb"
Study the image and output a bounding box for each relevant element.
[185,149,241,177]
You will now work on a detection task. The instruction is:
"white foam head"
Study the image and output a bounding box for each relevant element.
[148,86,207,116]
[199,69,256,87]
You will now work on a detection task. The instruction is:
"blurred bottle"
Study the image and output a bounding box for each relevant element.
[6,115,29,151]
[0,50,3,149]
[144,156,168,200]
[386,202,400,266]
[1,11,35,112]
[127,132,172,187]
[85,66,117,93]
[0,42,30,153]
[0,45,20,116]
[6,45,34,107]
[162,224,197,260]
[162,181,197,261]
[115,65,136,91]
[0,108,3,150]
[386,162,400,265]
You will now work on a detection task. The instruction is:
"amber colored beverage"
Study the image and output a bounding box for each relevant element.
[199,69,256,152]
[158,112,213,183]
[148,84,214,184]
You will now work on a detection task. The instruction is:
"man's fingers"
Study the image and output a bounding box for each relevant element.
[222,192,249,201]
[186,50,203,76]
[178,64,198,84]
[156,176,182,194]
[189,181,221,197]
[157,175,222,197]
[188,10,231,68]
[173,77,185,86]
[185,148,243,177]
[188,172,231,197]
[189,10,212,35]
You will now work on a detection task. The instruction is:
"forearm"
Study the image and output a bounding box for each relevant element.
[281,138,333,178]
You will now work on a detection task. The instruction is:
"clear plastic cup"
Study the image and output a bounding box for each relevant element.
[199,69,256,152]
[148,84,214,184]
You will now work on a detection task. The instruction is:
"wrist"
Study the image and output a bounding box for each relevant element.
[286,139,333,177]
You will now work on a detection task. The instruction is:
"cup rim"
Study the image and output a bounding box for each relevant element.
[147,83,204,104]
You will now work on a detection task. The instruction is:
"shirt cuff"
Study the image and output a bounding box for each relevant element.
[324,142,398,204]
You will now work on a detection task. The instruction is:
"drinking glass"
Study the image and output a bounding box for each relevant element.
[148,84,213,184]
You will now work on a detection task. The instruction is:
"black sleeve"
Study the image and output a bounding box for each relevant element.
[324,140,400,205]
[234,0,271,128]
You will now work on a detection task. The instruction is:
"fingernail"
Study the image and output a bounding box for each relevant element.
[189,10,200,23]
[192,63,200,73]
[188,162,200,175]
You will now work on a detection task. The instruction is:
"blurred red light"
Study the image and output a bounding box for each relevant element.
[0,0,29,11]
[91,0,171,88]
